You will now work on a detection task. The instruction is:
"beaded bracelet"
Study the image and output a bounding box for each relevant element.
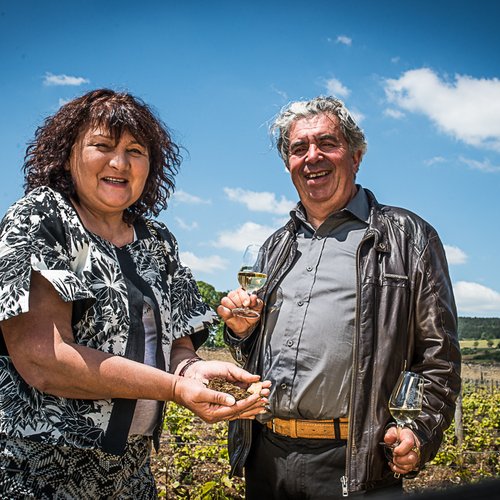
[178,356,203,377]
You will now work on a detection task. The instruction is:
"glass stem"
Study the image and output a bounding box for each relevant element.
[393,424,403,479]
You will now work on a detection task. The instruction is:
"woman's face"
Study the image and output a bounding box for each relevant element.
[67,126,150,218]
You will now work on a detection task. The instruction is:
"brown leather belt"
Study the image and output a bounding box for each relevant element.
[266,417,349,440]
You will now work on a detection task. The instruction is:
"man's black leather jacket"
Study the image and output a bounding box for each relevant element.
[224,189,461,494]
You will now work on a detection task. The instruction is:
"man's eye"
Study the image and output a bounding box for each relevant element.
[291,146,307,156]
[93,143,110,150]
[319,141,336,151]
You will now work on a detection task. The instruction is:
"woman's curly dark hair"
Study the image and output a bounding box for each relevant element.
[23,88,182,223]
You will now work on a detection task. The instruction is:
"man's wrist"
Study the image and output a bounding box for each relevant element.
[228,324,256,341]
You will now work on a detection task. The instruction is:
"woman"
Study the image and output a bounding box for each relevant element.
[0,89,269,498]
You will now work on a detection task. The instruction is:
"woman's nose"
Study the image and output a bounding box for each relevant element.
[109,149,129,170]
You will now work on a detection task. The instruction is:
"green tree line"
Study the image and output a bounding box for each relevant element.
[197,281,227,347]
[458,317,500,340]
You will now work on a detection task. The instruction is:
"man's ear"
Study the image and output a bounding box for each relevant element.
[352,150,362,174]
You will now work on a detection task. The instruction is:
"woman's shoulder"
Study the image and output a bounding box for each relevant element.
[143,218,177,244]
[1,187,78,239]
[7,186,70,216]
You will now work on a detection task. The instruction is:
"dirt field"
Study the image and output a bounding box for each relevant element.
[462,362,500,382]
[460,339,500,348]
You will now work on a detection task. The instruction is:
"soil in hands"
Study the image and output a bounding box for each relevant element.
[207,377,248,401]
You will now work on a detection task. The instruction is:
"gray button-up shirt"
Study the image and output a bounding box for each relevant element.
[260,187,369,420]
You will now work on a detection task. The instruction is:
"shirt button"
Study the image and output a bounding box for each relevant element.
[280,383,287,390]
[297,301,303,306]
[306,266,313,272]
[286,340,294,347]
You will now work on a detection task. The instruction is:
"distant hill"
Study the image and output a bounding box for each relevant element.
[458,317,500,339]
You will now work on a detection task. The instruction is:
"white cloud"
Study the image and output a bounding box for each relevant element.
[384,68,500,151]
[175,217,198,231]
[391,56,400,64]
[350,108,365,124]
[273,216,292,227]
[384,108,405,119]
[180,251,227,273]
[224,188,294,215]
[336,35,352,46]
[325,77,350,98]
[444,245,467,265]
[213,222,276,251]
[459,156,500,173]
[173,190,211,204]
[424,156,447,166]
[454,281,500,317]
[43,73,89,86]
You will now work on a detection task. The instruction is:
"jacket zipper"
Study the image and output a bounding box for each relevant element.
[235,346,243,364]
[343,230,375,496]
[341,475,349,497]
[231,229,296,475]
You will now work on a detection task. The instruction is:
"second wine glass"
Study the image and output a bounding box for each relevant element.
[233,244,268,318]
[387,370,425,478]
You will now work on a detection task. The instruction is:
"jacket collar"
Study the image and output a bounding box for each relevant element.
[364,188,391,253]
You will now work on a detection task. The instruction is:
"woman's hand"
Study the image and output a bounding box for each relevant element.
[383,426,421,475]
[172,361,271,423]
[217,288,263,337]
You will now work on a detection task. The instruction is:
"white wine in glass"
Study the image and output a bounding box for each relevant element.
[233,244,268,318]
[388,371,425,477]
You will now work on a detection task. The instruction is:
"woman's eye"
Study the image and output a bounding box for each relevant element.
[129,148,146,155]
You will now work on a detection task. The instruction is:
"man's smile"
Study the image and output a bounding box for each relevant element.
[305,170,330,180]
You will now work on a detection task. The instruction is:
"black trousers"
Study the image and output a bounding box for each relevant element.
[245,424,402,500]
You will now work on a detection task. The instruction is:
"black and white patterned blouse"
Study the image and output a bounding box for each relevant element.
[0,186,216,455]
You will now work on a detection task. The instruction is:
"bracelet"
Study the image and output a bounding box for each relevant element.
[178,356,203,377]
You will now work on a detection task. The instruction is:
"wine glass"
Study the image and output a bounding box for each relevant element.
[232,244,268,318]
[387,371,425,477]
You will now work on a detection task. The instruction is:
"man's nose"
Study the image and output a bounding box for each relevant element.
[306,143,322,163]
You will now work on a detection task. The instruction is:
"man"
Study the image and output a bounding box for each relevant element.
[218,96,461,499]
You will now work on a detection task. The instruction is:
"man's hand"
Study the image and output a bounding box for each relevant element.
[217,288,263,337]
[174,359,271,423]
[384,426,421,475]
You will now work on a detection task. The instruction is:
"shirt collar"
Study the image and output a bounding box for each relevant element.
[290,185,370,229]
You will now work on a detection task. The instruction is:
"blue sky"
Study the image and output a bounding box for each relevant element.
[1,0,499,317]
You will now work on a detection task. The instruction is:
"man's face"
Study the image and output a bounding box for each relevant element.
[287,113,362,224]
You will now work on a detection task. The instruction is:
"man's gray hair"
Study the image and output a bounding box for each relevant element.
[271,96,367,164]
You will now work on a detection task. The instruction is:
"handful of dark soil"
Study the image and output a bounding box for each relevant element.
[207,377,264,401]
